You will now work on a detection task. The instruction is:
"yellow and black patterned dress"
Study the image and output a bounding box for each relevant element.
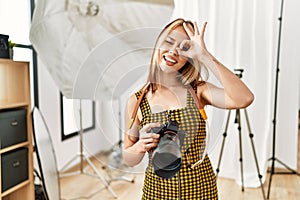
[135,88,218,200]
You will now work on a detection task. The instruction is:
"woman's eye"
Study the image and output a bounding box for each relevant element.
[165,40,173,45]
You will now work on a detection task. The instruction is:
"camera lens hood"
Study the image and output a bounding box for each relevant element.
[152,134,182,179]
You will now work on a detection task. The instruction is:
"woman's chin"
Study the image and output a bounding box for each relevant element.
[159,64,177,73]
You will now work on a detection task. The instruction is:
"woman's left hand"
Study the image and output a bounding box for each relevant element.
[176,21,209,67]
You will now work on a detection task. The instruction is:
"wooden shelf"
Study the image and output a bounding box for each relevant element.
[0,59,30,106]
[1,180,30,198]
[0,142,29,154]
[0,102,28,110]
[0,59,34,199]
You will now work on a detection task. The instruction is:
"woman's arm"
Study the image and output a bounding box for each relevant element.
[123,95,160,167]
[198,53,254,109]
[178,22,254,109]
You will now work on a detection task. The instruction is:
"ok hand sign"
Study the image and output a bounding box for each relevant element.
[176,21,209,68]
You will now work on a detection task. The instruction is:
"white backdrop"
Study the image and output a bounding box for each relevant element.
[34,0,299,189]
[166,0,299,187]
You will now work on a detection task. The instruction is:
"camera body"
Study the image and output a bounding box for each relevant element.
[234,68,244,78]
[150,120,185,179]
[151,120,179,139]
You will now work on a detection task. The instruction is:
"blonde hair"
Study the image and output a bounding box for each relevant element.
[147,18,208,93]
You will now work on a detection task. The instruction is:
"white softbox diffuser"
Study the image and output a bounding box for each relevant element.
[30,0,174,99]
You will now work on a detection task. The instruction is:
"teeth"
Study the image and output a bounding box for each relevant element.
[164,56,176,63]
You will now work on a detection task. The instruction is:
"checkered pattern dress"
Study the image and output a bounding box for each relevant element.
[136,88,218,200]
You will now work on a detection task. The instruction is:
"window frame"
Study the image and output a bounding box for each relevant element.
[60,93,96,141]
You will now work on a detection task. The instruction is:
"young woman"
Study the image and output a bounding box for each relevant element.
[123,18,254,199]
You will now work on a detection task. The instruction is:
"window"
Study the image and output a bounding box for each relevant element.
[60,94,95,140]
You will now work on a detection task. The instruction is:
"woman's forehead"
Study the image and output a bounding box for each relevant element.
[167,26,189,41]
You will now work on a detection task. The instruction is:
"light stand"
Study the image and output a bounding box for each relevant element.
[267,0,300,198]
[103,98,135,184]
[60,99,117,199]
[215,69,266,200]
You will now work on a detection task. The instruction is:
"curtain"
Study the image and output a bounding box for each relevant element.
[172,0,299,187]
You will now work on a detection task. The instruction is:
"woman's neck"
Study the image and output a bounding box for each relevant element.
[158,72,183,88]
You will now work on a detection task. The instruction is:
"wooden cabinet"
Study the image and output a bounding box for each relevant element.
[0,59,34,199]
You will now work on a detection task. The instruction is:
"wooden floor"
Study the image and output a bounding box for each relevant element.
[60,113,300,200]
[60,156,300,200]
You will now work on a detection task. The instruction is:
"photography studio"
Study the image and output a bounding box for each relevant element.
[0,0,299,200]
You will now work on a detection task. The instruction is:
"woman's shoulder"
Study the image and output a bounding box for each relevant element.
[126,83,149,124]
[195,80,210,106]
[195,80,206,87]
[126,95,138,115]
[126,82,149,108]
[195,80,207,92]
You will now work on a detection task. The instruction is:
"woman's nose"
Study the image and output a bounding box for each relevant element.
[169,45,178,56]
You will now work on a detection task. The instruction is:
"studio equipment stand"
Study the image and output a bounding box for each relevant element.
[103,98,135,184]
[215,69,266,200]
[267,0,300,199]
[60,100,117,198]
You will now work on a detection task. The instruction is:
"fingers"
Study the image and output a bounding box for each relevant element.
[194,21,207,37]
[176,40,193,59]
[138,122,161,152]
[183,21,207,37]
[200,21,207,39]
[141,136,160,144]
[141,142,158,153]
[183,21,202,37]
[183,22,194,37]
[140,122,161,134]
[139,134,160,152]
[176,40,193,52]
[179,39,191,51]
[178,21,208,58]
[193,21,200,35]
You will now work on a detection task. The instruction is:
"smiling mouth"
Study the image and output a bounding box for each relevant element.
[163,55,177,64]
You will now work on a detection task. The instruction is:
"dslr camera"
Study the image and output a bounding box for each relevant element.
[150,120,186,179]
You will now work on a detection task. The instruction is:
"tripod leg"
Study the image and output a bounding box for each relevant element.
[267,157,275,199]
[216,110,231,179]
[244,109,267,200]
[236,109,245,192]
[267,157,300,199]
[272,158,300,175]
[59,154,82,177]
[84,153,118,199]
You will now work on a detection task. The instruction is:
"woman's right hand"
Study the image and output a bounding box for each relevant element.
[136,122,161,153]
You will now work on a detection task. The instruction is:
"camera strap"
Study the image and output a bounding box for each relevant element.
[128,82,150,129]
[128,82,207,129]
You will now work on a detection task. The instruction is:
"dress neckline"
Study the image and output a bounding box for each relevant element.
[145,89,190,115]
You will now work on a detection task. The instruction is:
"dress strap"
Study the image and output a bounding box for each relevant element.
[186,84,207,120]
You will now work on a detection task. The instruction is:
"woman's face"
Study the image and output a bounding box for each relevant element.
[158,25,190,73]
